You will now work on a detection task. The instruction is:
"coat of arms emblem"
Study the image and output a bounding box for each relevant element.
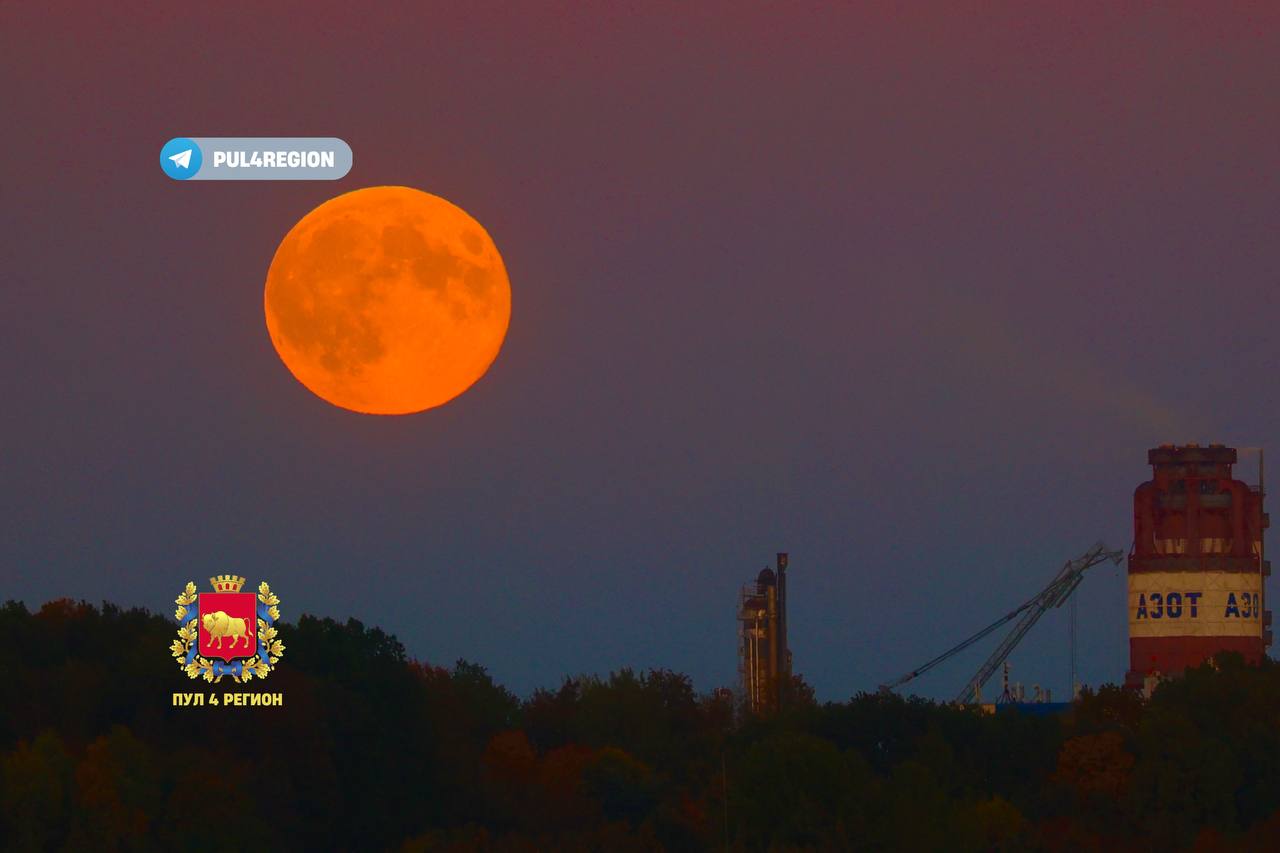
[171,575,285,682]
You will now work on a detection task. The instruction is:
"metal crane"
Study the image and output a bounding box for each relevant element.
[878,542,1123,703]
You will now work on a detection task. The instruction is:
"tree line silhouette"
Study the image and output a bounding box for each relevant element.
[3,599,1280,851]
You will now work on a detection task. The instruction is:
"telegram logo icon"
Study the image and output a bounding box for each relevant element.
[160,137,203,180]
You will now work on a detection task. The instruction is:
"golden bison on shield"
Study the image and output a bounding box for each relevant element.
[172,575,285,683]
[200,594,257,660]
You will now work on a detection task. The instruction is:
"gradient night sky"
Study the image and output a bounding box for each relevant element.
[3,4,1279,700]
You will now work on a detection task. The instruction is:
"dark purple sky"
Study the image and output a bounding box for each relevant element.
[3,3,1279,699]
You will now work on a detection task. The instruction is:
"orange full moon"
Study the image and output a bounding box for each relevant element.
[264,186,511,415]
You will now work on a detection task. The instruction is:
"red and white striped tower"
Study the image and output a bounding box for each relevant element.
[1127,444,1271,688]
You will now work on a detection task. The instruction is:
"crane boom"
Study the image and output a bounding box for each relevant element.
[879,543,1123,700]
[877,601,1033,692]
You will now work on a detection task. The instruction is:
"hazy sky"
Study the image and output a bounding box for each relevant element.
[4,3,1279,700]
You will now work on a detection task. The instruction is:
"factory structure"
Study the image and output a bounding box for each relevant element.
[1127,443,1271,689]
[745,444,1273,708]
[737,553,791,714]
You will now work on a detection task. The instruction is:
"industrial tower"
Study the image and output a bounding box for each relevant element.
[738,553,791,714]
[1127,444,1272,689]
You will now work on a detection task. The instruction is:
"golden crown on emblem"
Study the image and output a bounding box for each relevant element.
[210,574,247,593]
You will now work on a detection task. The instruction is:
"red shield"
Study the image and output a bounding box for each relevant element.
[198,593,258,661]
